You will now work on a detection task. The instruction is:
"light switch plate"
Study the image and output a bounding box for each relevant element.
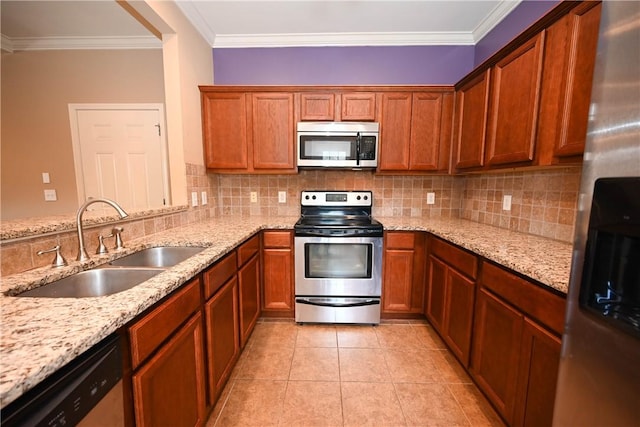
[191,192,198,207]
[44,189,57,201]
[503,195,512,211]
[426,192,435,205]
[42,172,50,184]
[278,191,287,203]
[201,191,208,205]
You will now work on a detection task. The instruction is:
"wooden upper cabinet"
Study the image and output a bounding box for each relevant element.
[201,92,249,170]
[340,92,376,121]
[299,93,336,121]
[538,1,602,163]
[379,92,412,170]
[379,90,453,173]
[453,70,490,171]
[251,92,296,170]
[410,91,453,171]
[486,32,545,167]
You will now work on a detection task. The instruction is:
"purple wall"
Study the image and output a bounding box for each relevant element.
[212,1,561,86]
[474,0,561,66]
[213,46,474,85]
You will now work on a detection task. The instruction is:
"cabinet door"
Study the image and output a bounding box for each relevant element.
[262,247,294,314]
[238,254,260,348]
[340,93,376,121]
[204,277,239,405]
[514,318,562,427]
[299,93,335,121]
[443,268,475,366]
[410,92,452,171]
[378,92,412,171]
[453,70,490,170]
[486,33,544,166]
[553,1,601,158]
[471,288,524,425]
[201,92,249,170]
[251,93,295,170]
[382,248,414,312]
[426,256,447,330]
[133,313,206,427]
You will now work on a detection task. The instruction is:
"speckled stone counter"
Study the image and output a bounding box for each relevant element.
[0,215,572,409]
[377,216,573,295]
[0,216,297,409]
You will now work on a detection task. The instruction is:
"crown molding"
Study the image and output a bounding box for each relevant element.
[212,31,477,48]
[473,0,522,42]
[1,34,15,53]
[1,35,161,51]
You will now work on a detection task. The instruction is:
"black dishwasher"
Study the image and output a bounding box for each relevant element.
[1,333,124,427]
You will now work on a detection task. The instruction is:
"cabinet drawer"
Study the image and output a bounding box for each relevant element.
[481,262,566,335]
[263,230,292,248]
[237,234,260,267]
[430,237,478,279]
[385,232,415,249]
[129,278,202,368]
[203,251,237,299]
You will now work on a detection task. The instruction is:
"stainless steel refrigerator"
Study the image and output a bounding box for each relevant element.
[553,1,640,425]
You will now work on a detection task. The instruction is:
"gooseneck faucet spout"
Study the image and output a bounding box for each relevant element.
[76,198,128,262]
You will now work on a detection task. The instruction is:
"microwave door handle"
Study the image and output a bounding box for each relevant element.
[356,132,361,165]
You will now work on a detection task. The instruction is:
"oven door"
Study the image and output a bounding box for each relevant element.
[294,235,382,297]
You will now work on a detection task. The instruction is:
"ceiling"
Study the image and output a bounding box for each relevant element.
[1,0,521,51]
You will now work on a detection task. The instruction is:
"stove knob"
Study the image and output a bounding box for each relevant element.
[312,195,317,200]
[305,195,310,200]
[356,195,361,200]
[364,195,369,200]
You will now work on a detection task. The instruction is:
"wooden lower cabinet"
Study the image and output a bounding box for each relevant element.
[382,231,427,315]
[238,253,260,348]
[204,277,239,405]
[514,318,562,427]
[425,237,478,366]
[471,288,524,423]
[262,230,294,317]
[472,262,565,426]
[132,313,207,427]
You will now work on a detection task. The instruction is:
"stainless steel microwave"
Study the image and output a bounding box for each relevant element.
[296,122,379,169]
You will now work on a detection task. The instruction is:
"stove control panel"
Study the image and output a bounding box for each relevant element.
[301,191,372,207]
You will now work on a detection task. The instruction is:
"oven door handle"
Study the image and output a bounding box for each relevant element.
[295,297,380,308]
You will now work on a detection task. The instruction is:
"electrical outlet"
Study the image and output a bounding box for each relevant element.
[426,192,435,205]
[44,189,57,201]
[278,191,287,203]
[201,191,208,205]
[250,191,258,203]
[503,195,512,211]
[191,192,198,207]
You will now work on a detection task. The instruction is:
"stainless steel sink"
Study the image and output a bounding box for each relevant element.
[17,268,162,298]
[109,246,206,268]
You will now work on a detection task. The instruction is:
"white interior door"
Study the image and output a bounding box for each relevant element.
[69,104,168,210]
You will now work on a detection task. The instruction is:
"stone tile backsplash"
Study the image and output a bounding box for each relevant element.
[209,167,581,243]
[460,167,581,243]
[216,170,464,219]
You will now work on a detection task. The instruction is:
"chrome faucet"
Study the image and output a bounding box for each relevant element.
[76,198,128,262]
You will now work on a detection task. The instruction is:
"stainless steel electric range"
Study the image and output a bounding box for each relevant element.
[294,190,383,324]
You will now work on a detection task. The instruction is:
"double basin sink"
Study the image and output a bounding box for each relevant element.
[17,247,206,298]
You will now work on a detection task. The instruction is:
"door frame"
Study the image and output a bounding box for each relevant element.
[68,103,170,207]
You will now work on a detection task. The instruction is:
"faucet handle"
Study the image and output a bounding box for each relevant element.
[37,245,68,268]
[96,235,111,255]
[112,227,125,250]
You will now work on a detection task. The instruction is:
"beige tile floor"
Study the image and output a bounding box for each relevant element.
[206,319,504,427]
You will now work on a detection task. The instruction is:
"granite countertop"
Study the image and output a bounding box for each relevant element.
[0,215,573,409]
